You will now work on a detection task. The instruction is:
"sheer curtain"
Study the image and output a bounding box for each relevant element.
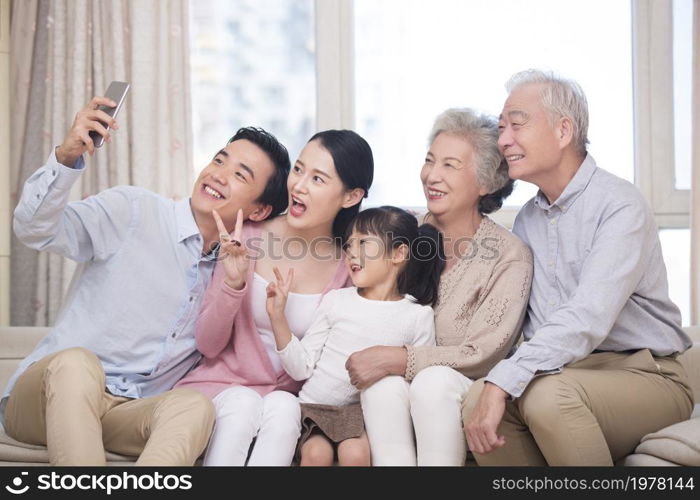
[10,0,193,325]
[691,0,700,325]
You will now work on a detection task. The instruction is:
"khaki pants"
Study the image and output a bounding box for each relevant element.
[461,350,694,466]
[4,347,215,466]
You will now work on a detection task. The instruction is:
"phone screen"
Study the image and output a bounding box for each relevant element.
[89,81,130,148]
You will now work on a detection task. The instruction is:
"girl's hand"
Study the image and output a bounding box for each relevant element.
[214,208,248,290]
[266,266,294,320]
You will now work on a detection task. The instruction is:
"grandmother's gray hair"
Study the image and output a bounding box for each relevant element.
[506,69,589,155]
[428,108,510,195]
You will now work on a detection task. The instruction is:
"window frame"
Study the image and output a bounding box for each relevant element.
[314,0,355,130]
[314,0,691,230]
[633,0,690,229]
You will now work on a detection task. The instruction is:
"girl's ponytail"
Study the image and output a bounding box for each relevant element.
[398,223,445,306]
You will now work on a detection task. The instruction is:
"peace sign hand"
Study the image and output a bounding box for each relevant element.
[214,208,248,290]
[266,266,294,320]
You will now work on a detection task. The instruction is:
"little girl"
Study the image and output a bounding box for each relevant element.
[265,206,445,466]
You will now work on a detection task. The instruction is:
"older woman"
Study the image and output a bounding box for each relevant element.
[346,108,533,466]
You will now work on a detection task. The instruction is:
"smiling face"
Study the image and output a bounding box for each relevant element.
[287,139,361,234]
[497,83,565,184]
[191,139,275,227]
[420,132,487,219]
[343,229,403,289]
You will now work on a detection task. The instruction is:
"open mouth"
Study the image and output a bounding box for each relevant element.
[202,183,225,200]
[350,263,362,273]
[505,154,525,163]
[289,195,307,217]
[427,188,446,200]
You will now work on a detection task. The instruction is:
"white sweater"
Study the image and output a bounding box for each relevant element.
[277,287,435,406]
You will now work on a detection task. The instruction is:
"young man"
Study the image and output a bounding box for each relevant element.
[462,70,694,466]
[2,96,291,465]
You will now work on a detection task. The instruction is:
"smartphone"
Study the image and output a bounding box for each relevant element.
[89,81,130,148]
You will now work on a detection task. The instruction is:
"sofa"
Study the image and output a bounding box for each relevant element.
[0,325,698,466]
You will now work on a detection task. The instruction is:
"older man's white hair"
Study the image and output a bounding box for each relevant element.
[428,108,510,196]
[506,69,589,155]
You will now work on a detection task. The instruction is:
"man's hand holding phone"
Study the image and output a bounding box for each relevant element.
[56,96,119,167]
[56,81,129,168]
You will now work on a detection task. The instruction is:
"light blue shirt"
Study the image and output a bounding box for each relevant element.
[486,155,692,398]
[3,150,216,415]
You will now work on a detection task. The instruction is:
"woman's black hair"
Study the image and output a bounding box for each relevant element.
[308,130,374,244]
[346,206,445,306]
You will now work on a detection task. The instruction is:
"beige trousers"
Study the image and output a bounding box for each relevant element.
[4,347,215,466]
[461,349,694,466]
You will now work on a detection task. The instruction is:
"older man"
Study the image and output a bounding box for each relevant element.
[462,70,694,466]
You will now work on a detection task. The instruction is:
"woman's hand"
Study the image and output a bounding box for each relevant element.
[214,208,248,290]
[56,96,119,167]
[266,266,294,320]
[345,346,408,389]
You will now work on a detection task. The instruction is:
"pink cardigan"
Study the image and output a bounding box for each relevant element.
[176,222,350,399]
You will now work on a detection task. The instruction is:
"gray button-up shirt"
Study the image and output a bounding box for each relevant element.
[486,155,691,398]
[3,150,216,420]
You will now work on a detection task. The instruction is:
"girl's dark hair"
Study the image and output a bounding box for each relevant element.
[479,177,515,215]
[346,206,445,306]
[308,130,374,244]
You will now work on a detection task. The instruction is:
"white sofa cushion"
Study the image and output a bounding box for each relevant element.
[631,417,700,466]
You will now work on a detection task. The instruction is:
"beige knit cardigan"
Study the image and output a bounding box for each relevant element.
[405,216,533,381]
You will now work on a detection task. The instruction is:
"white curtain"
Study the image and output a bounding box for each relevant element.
[10,0,193,326]
[691,0,700,325]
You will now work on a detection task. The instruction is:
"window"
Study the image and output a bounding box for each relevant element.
[354,0,634,210]
[634,0,691,225]
[659,0,693,325]
[189,0,316,174]
[350,0,690,318]
[673,0,693,191]
[188,0,692,321]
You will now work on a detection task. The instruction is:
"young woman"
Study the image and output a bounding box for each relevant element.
[266,206,443,466]
[346,108,534,466]
[176,130,374,466]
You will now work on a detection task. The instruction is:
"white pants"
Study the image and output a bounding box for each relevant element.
[361,366,472,466]
[204,386,301,466]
